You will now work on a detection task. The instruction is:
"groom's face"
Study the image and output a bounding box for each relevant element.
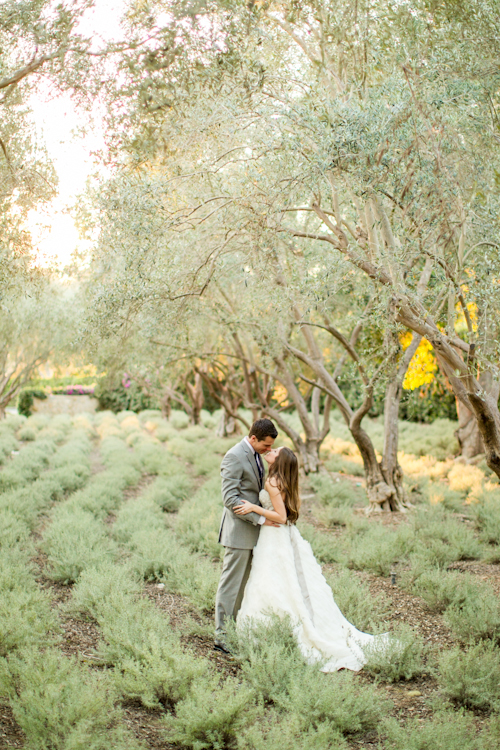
[249,435,276,455]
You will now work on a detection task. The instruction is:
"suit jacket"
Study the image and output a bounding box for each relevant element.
[218,438,265,549]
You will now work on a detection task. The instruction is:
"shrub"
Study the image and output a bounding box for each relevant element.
[362,624,425,682]
[169,410,190,430]
[401,565,478,613]
[297,522,345,564]
[175,476,224,558]
[192,451,222,477]
[167,436,199,463]
[238,712,348,750]
[228,616,311,705]
[444,582,500,642]
[133,440,169,474]
[0,428,17,464]
[309,474,362,506]
[5,648,143,750]
[409,506,482,566]
[68,564,143,621]
[324,569,389,632]
[398,418,459,459]
[470,497,500,545]
[0,510,32,550]
[325,454,365,477]
[0,552,59,655]
[0,439,56,490]
[17,424,38,441]
[345,523,413,576]
[17,388,47,417]
[99,599,209,708]
[142,474,193,512]
[130,527,219,611]
[43,507,118,583]
[281,668,389,736]
[112,497,165,544]
[112,489,219,610]
[381,711,479,750]
[438,641,500,710]
[164,676,256,750]
[182,424,209,441]
[317,504,353,527]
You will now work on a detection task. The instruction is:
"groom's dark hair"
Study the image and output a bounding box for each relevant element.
[249,418,278,441]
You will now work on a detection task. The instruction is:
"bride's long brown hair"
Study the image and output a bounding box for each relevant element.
[268,447,300,523]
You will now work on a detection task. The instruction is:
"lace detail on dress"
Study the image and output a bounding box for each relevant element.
[259,488,273,510]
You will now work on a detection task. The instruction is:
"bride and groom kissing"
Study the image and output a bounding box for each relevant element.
[214,418,382,672]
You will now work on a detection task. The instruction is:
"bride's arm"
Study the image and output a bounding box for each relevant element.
[233,480,287,524]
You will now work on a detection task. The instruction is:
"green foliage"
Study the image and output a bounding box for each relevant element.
[70,565,207,708]
[99,600,208,708]
[409,506,482,567]
[438,641,500,711]
[4,648,143,750]
[230,617,389,736]
[43,506,118,583]
[0,551,59,656]
[362,624,425,683]
[68,564,143,621]
[324,453,365,476]
[0,426,17,464]
[113,493,219,610]
[0,438,57,490]
[228,616,311,705]
[175,476,224,559]
[165,676,256,750]
[324,568,389,632]
[238,712,348,750]
[444,581,500,642]
[297,522,345,564]
[169,410,190,430]
[309,474,362,506]
[402,565,478,614]
[381,711,481,750]
[17,388,47,417]
[470,497,500,545]
[344,522,413,577]
[95,378,156,413]
[142,473,194,512]
[281,668,389,736]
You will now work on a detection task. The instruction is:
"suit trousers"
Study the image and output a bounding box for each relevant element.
[215,546,253,641]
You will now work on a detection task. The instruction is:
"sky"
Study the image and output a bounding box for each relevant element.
[27,0,127,267]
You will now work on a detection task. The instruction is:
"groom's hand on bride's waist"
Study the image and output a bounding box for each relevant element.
[263,518,280,527]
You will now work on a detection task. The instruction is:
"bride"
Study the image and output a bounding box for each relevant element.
[233,446,384,672]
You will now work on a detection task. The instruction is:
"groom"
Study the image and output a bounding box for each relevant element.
[214,418,279,653]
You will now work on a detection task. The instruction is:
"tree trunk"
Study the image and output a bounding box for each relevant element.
[455,399,483,459]
[185,372,204,425]
[380,376,407,512]
[216,409,241,437]
[160,392,172,420]
[455,372,499,460]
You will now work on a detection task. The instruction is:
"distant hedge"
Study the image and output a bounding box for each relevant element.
[17,389,48,418]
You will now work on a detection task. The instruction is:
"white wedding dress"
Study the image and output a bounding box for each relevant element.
[237,489,384,672]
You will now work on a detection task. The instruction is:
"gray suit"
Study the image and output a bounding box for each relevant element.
[215,438,264,641]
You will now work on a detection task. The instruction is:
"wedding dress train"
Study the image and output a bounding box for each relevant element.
[237,490,384,672]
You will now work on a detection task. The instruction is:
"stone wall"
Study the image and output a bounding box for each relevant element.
[32,395,97,416]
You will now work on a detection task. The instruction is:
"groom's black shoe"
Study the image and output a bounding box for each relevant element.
[214,642,234,657]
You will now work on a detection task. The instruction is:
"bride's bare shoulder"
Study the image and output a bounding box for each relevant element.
[265,477,282,497]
